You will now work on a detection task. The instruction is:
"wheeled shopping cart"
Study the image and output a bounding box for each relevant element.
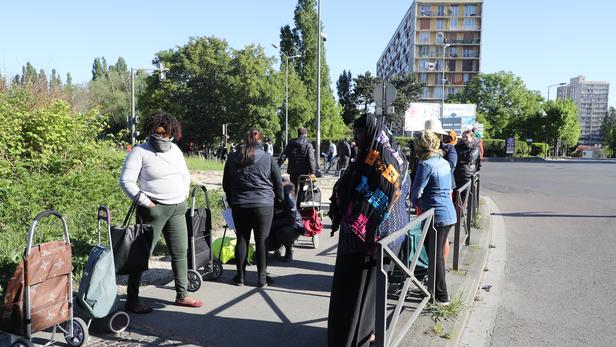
[0,210,88,347]
[297,175,324,249]
[186,185,223,292]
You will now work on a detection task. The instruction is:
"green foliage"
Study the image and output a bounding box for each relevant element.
[336,70,358,125]
[389,73,423,128]
[185,156,225,171]
[353,71,377,112]
[482,139,505,157]
[514,141,529,157]
[449,71,543,139]
[542,99,580,148]
[530,142,549,156]
[601,107,616,157]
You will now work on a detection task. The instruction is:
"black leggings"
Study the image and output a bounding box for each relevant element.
[232,206,274,284]
[425,224,453,302]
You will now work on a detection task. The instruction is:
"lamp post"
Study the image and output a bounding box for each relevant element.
[130,62,169,146]
[437,32,450,120]
[316,0,322,166]
[546,82,566,101]
[272,44,301,148]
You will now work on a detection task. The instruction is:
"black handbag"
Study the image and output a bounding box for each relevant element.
[111,193,154,275]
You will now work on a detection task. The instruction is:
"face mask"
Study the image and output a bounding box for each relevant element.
[149,134,173,153]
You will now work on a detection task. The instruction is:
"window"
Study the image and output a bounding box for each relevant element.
[419,32,430,43]
[463,73,470,83]
[462,60,473,71]
[450,19,458,29]
[436,19,444,30]
[436,34,444,44]
[450,5,458,16]
[420,73,428,82]
[419,18,431,30]
[463,48,474,57]
[422,87,430,98]
[449,47,458,57]
[418,46,429,57]
[448,60,456,71]
[420,5,431,16]
[464,18,476,29]
[448,87,456,96]
[464,5,477,16]
[437,5,445,16]
[435,87,443,99]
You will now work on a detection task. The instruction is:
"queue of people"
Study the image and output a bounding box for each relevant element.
[117,111,480,347]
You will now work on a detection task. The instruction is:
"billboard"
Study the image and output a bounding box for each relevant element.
[404,103,477,134]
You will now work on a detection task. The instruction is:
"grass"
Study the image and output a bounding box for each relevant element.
[428,294,466,323]
[185,156,225,171]
[471,211,482,229]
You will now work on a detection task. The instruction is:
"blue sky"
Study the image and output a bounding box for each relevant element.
[1,0,614,107]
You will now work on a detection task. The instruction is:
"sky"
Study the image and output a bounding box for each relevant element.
[1,0,615,107]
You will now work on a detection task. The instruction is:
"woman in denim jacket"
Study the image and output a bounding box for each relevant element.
[410,131,457,304]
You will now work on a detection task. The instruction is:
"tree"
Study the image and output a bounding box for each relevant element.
[543,99,580,153]
[49,69,63,91]
[353,71,377,112]
[601,106,616,157]
[336,70,358,125]
[449,71,543,138]
[290,0,346,139]
[389,73,423,128]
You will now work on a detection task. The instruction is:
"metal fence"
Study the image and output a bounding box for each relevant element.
[375,209,437,347]
[452,173,481,270]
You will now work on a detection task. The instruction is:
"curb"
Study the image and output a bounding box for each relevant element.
[457,197,507,347]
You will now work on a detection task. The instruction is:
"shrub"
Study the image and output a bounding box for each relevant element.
[482,139,505,157]
[530,142,549,157]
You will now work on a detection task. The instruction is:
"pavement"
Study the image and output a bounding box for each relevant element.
[26,171,499,346]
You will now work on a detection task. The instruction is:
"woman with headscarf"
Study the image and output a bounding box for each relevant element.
[410,131,457,305]
[327,114,410,347]
[223,128,283,287]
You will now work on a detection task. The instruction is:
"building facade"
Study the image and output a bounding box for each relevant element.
[377,0,483,102]
[557,75,609,145]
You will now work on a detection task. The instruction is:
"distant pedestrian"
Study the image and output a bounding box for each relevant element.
[328,114,409,346]
[119,111,203,313]
[223,128,283,287]
[410,130,457,305]
[325,141,338,173]
[454,130,481,188]
[337,138,351,173]
[277,128,317,186]
[472,127,485,161]
[264,137,274,156]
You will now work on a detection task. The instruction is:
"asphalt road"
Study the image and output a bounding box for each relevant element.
[481,161,616,346]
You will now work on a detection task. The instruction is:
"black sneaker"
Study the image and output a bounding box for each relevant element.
[232,274,244,286]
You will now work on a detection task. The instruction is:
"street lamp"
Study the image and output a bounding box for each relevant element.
[316,0,322,166]
[437,32,450,120]
[546,82,566,101]
[272,44,301,148]
[130,62,169,146]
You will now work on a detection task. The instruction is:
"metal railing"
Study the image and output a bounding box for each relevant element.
[452,172,481,270]
[375,208,437,347]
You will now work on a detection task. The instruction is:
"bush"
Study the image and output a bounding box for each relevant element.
[482,139,505,157]
[530,142,549,157]
[514,141,529,157]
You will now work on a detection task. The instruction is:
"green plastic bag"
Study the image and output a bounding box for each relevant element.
[212,236,255,264]
[408,222,429,270]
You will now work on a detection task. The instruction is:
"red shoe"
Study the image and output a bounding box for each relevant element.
[175,297,203,308]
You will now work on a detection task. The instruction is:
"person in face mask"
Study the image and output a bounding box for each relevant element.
[120,112,203,314]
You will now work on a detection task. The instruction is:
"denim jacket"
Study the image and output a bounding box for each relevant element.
[410,155,457,226]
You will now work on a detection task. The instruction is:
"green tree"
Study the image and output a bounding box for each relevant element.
[543,99,580,152]
[449,71,543,138]
[291,0,346,139]
[353,71,377,112]
[601,106,616,157]
[49,69,63,91]
[336,70,358,125]
[389,73,423,128]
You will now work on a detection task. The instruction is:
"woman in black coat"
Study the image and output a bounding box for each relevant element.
[454,129,481,188]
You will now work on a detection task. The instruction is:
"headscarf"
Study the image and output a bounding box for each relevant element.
[330,114,409,252]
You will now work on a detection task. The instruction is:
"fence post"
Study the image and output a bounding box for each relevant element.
[375,245,387,347]
[453,190,462,271]
[466,186,473,246]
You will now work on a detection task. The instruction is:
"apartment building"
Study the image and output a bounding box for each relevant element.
[557,75,609,145]
[377,0,483,102]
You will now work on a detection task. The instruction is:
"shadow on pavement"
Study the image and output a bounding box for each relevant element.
[493,211,616,218]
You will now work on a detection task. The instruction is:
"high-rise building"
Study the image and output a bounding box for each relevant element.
[377,0,483,102]
[557,75,609,145]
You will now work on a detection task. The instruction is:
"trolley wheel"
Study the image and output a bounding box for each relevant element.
[64,317,89,347]
[108,310,130,333]
[206,258,223,280]
[11,339,34,347]
[312,234,320,249]
[187,269,202,292]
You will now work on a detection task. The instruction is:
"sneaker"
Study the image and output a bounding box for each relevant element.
[232,274,244,286]
[284,250,293,262]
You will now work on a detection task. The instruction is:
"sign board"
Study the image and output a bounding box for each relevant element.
[404,102,477,133]
[373,82,397,107]
[506,137,515,155]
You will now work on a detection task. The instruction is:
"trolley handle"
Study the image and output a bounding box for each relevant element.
[190,184,210,217]
[97,205,113,248]
[26,210,70,257]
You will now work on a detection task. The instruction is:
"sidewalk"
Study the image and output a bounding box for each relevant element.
[79,173,492,347]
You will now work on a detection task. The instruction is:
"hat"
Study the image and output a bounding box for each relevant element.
[447,130,458,144]
[424,118,448,135]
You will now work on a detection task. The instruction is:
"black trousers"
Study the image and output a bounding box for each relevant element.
[232,206,274,284]
[425,224,453,302]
